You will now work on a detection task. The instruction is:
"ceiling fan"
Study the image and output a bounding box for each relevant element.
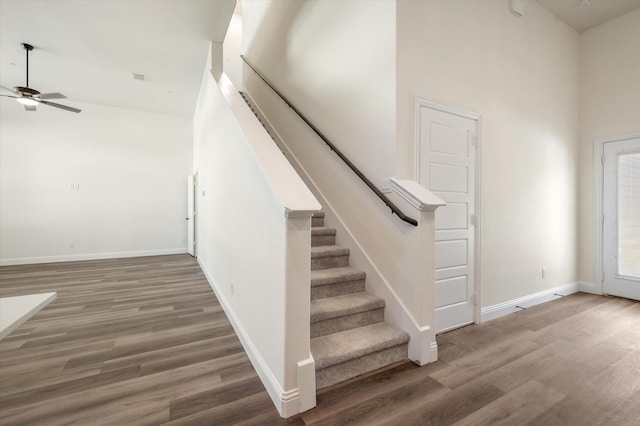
[0,43,81,113]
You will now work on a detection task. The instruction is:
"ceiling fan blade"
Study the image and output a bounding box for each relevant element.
[0,94,18,98]
[0,85,16,94]
[40,100,81,113]
[24,105,37,112]
[38,92,66,100]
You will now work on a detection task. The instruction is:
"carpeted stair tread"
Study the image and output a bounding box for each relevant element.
[311,245,349,258]
[311,227,336,236]
[310,267,366,287]
[310,292,384,323]
[311,322,410,370]
[311,226,337,247]
[311,211,325,227]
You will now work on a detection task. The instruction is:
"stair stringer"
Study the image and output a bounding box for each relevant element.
[242,89,438,366]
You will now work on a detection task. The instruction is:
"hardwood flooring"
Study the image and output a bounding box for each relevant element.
[1,254,639,425]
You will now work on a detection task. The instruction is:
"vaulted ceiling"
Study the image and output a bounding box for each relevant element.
[537,0,640,32]
[1,0,638,117]
[0,0,236,117]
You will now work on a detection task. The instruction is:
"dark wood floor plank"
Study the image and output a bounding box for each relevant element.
[2,255,638,425]
[384,381,505,426]
[170,375,266,420]
[453,380,565,425]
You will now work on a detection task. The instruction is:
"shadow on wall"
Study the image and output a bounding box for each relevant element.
[242,0,396,182]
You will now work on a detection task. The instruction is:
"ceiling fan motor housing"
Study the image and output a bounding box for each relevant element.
[14,87,40,96]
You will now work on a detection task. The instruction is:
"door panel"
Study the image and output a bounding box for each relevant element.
[436,203,468,230]
[603,138,640,300]
[430,123,469,156]
[430,163,468,192]
[436,276,468,307]
[435,240,468,269]
[418,104,478,333]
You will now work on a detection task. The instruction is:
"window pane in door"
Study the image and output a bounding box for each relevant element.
[618,153,640,278]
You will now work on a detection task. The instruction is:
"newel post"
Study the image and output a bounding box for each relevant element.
[388,178,445,365]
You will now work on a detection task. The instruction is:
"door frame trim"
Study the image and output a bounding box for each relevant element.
[594,132,640,295]
[414,97,483,324]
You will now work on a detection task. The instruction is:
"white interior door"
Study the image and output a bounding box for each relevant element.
[417,101,479,334]
[187,174,196,257]
[603,138,640,300]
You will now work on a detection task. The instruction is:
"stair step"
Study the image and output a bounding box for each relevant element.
[311,267,366,300]
[311,322,410,389]
[312,211,325,227]
[311,293,384,337]
[311,245,349,270]
[311,227,337,247]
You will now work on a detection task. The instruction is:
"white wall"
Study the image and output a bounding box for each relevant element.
[0,99,192,265]
[579,9,640,285]
[243,0,395,183]
[223,4,244,89]
[397,0,580,307]
[193,45,320,416]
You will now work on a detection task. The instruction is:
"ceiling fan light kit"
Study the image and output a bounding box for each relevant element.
[0,42,81,113]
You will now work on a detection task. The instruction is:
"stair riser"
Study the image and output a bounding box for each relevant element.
[311,255,349,271]
[311,280,366,300]
[312,217,324,227]
[315,344,408,389]
[311,309,384,338]
[311,234,336,247]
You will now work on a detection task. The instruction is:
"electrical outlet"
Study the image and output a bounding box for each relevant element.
[542,267,547,279]
[69,242,75,249]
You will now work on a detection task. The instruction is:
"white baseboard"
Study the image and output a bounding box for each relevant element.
[481,282,579,323]
[197,259,304,418]
[0,248,188,266]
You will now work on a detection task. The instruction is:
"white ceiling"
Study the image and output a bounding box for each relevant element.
[537,0,640,32]
[0,0,236,117]
[1,0,638,117]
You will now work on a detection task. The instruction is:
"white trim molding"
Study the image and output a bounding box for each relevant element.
[413,97,484,326]
[594,132,640,296]
[198,260,309,418]
[386,178,445,211]
[0,248,188,266]
[481,282,579,323]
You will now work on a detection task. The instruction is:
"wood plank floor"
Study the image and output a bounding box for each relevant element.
[1,255,639,425]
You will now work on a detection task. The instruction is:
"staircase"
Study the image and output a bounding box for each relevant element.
[239,91,409,389]
[310,212,409,389]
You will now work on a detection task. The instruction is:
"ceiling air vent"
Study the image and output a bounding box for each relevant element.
[132,73,148,82]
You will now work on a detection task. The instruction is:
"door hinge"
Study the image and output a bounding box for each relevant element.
[473,294,478,305]
[601,153,605,164]
[602,213,605,223]
[470,214,478,226]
